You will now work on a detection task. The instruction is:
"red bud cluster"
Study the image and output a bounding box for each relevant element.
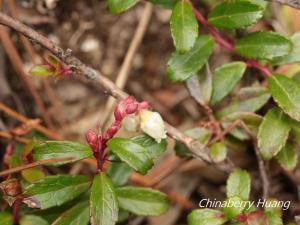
[86,96,149,171]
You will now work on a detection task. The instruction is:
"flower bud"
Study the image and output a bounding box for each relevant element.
[86,130,99,149]
[122,115,140,132]
[114,96,138,121]
[140,109,166,143]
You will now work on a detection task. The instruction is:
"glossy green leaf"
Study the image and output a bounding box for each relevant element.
[131,134,167,158]
[268,74,300,121]
[226,169,251,200]
[107,162,133,186]
[149,0,178,8]
[52,201,89,225]
[273,32,300,65]
[258,108,291,160]
[208,1,263,29]
[107,0,139,13]
[170,0,198,52]
[20,215,49,225]
[235,32,292,60]
[167,35,214,82]
[186,65,212,105]
[116,186,170,216]
[221,112,262,140]
[216,87,270,118]
[107,137,153,175]
[187,209,227,225]
[210,142,227,163]
[210,62,246,105]
[275,142,297,171]
[33,141,93,166]
[23,175,90,209]
[222,196,245,220]
[90,173,118,225]
[0,212,13,225]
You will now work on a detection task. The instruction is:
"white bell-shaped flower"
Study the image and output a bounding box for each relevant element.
[140,109,166,143]
[122,114,140,132]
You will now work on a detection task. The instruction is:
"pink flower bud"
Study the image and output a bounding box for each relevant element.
[86,130,98,149]
[114,96,138,120]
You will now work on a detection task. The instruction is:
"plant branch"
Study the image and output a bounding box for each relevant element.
[0,103,63,140]
[0,12,233,171]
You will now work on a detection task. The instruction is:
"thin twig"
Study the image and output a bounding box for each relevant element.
[102,3,153,127]
[0,131,30,144]
[254,143,270,199]
[0,157,74,177]
[0,12,230,170]
[0,103,63,140]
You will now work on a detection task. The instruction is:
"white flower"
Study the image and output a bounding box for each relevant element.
[140,109,166,143]
[122,115,140,132]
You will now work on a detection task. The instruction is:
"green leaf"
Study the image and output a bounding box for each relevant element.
[52,201,89,225]
[170,0,198,52]
[175,127,212,157]
[210,62,246,105]
[221,112,262,140]
[216,87,270,118]
[226,169,251,200]
[20,215,49,225]
[131,134,167,158]
[275,142,297,171]
[116,186,170,216]
[268,74,300,121]
[273,32,300,65]
[149,0,178,8]
[187,209,227,225]
[264,199,283,225]
[23,175,90,209]
[222,196,245,220]
[258,108,291,160]
[107,162,133,186]
[208,1,263,29]
[210,142,227,163]
[167,35,214,82]
[0,212,13,225]
[90,173,119,225]
[30,65,52,76]
[186,65,212,105]
[33,141,93,166]
[107,0,139,13]
[107,137,153,175]
[235,32,292,60]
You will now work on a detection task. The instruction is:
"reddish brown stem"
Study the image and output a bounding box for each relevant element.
[192,5,272,77]
[13,199,21,223]
[246,59,272,77]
